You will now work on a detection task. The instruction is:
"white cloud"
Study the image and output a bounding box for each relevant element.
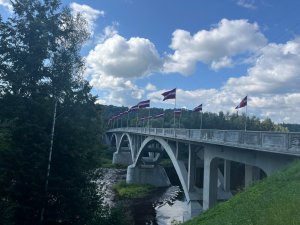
[147,38,300,123]
[86,34,162,79]
[211,56,233,71]
[85,18,300,123]
[224,38,300,95]
[163,19,267,74]
[89,73,144,105]
[97,23,119,43]
[70,2,104,35]
[236,0,257,9]
[0,0,12,11]
[145,83,157,91]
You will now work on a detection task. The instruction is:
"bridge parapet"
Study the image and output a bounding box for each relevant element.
[107,128,300,156]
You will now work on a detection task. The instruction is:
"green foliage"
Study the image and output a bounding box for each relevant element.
[0,0,117,224]
[183,160,300,225]
[112,181,155,199]
[102,106,288,132]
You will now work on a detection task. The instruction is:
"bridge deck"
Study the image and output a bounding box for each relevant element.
[107,127,300,156]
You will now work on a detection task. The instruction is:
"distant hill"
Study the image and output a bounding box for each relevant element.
[183,160,300,225]
[280,123,300,132]
[99,104,290,132]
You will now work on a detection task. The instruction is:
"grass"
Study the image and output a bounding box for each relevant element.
[112,181,156,199]
[183,160,300,225]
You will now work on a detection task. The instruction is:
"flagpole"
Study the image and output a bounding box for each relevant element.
[179,110,182,128]
[245,97,248,131]
[148,108,150,128]
[200,111,203,130]
[174,91,176,128]
[136,109,139,127]
[127,112,129,127]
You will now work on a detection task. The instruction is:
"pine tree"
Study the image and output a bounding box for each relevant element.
[0,1,110,224]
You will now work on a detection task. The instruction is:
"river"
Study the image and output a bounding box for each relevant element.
[97,168,188,225]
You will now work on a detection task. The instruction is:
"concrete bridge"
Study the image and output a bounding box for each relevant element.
[105,127,300,219]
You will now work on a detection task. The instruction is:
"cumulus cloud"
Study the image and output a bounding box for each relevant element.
[211,56,233,71]
[163,19,267,74]
[97,23,119,43]
[145,83,157,91]
[146,38,300,123]
[224,38,300,95]
[86,34,162,79]
[70,2,104,35]
[86,18,300,122]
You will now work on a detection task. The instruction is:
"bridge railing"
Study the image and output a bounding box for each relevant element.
[108,127,300,154]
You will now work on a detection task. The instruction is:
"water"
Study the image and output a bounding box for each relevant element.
[97,168,188,225]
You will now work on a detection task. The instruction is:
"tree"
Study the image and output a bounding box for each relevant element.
[0,1,111,224]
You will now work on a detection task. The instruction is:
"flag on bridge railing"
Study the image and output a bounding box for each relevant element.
[154,113,164,119]
[129,104,139,112]
[174,108,182,116]
[235,96,247,109]
[138,100,150,108]
[193,104,202,112]
[162,88,176,101]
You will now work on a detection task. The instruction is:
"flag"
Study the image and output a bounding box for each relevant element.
[162,88,176,101]
[174,108,181,116]
[193,104,202,112]
[154,113,164,119]
[138,100,150,108]
[129,104,139,112]
[235,96,247,109]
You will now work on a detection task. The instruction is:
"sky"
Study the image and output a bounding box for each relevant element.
[1,0,300,123]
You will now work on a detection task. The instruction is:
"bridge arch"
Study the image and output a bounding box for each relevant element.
[110,133,118,148]
[134,136,193,202]
[116,133,135,162]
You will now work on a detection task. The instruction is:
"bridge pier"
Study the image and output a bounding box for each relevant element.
[224,160,231,192]
[245,164,260,187]
[187,200,203,219]
[126,164,171,187]
[112,151,132,166]
[203,152,218,210]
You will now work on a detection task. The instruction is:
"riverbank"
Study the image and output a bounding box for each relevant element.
[183,160,300,225]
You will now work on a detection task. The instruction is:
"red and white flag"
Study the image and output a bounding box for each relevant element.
[235,96,247,109]
[154,113,164,119]
[193,104,202,112]
[138,100,150,108]
[129,104,139,112]
[174,108,181,116]
[162,88,176,101]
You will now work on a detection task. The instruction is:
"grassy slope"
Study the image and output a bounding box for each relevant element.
[184,160,300,225]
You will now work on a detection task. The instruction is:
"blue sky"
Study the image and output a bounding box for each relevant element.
[1,0,300,123]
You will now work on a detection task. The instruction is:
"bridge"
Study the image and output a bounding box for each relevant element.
[105,127,300,219]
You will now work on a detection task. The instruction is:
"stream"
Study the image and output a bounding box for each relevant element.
[96,168,188,225]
